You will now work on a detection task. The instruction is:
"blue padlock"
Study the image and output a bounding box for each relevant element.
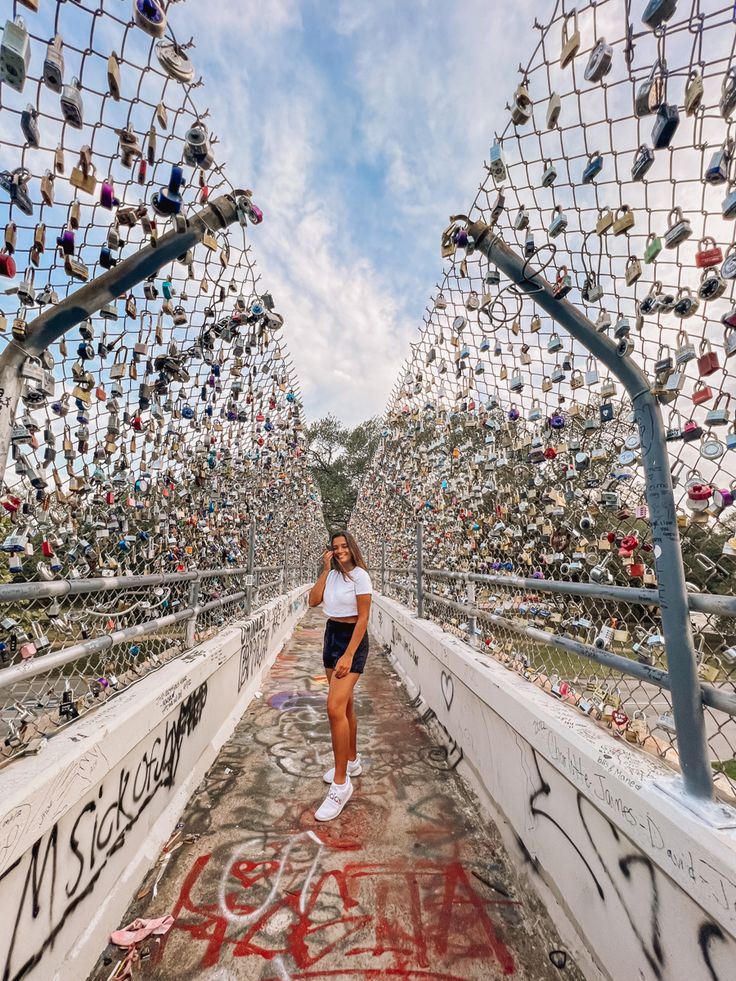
[651,103,680,149]
[582,151,603,184]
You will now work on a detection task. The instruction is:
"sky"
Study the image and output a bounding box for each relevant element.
[175,0,550,426]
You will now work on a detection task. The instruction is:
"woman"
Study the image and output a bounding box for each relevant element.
[308,530,372,821]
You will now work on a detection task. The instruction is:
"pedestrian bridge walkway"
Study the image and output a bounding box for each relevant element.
[89,608,580,980]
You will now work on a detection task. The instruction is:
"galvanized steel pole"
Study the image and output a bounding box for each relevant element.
[469,221,713,801]
[416,521,424,618]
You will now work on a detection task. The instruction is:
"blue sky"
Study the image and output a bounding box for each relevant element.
[175,0,548,425]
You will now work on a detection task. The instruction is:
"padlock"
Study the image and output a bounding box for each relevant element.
[548,204,567,238]
[488,140,506,182]
[541,158,557,187]
[665,409,684,441]
[683,68,704,116]
[0,16,30,92]
[594,208,613,236]
[40,171,55,206]
[643,233,662,263]
[721,244,736,280]
[546,92,561,129]
[560,9,580,68]
[599,401,615,423]
[107,51,121,99]
[613,315,630,339]
[584,38,613,83]
[663,207,692,248]
[17,267,35,306]
[699,267,727,302]
[642,0,678,29]
[510,82,532,126]
[652,102,680,149]
[675,330,696,364]
[635,58,667,117]
[697,339,719,376]
[42,33,64,92]
[723,187,736,220]
[692,383,713,405]
[581,274,603,303]
[600,379,617,398]
[721,67,736,120]
[553,266,572,298]
[20,104,40,147]
[584,356,600,386]
[60,77,84,128]
[695,237,723,269]
[725,312,736,343]
[582,151,603,184]
[70,147,97,195]
[64,255,89,281]
[705,138,733,186]
[0,167,32,215]
[612,205,634,235]
[624,255,641,286]
[513,205,528,230]
[134,0,167,37]
[631,144,655,182]
[0,249,16,278]
[705,394,731,427]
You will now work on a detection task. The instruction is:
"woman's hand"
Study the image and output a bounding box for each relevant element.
[334,653,354,679]
[322,548,334,572]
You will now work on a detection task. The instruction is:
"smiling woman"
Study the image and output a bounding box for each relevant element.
[308,530,373,821]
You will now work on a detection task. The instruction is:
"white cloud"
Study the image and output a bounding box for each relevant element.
[175,0,553,426]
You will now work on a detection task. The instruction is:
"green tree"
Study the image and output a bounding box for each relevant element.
[306,415,382,532]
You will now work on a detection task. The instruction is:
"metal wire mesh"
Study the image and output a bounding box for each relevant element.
[0,1,327,761]
[352,0,736,801]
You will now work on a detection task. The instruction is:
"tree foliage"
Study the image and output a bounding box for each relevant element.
[305,415,383,532]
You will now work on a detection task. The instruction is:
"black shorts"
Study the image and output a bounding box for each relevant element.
[322,619,369,674]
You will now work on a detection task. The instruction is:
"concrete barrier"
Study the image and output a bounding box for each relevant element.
[0,586,310,981]
[371,594,736,981]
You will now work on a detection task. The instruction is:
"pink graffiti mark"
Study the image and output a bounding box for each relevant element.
[160,853,516,976]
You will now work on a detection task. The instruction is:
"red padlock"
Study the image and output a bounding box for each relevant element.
[697,339,720,376]
[199,184,209,204]
[41,540,55,557]
[695,237,723,269]
[692,384,713,405]
[543,446,557,459]
[688,483,713,502]
[629,562,645,577]
[1,494,21,512]
[611,708,629,733]
[0,250,17,278]
[137,158,147,184]
[619,534,639,556]
[106,491,114,505]
[682,419,703,442]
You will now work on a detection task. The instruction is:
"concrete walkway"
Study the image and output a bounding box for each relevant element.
[90,609,585,981]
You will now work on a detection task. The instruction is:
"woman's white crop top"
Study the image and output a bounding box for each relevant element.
[323,567,373,617]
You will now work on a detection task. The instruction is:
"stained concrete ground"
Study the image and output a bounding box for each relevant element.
[90,609,586,981]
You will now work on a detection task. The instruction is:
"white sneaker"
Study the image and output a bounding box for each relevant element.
[323,755,362,784]
[315,777,353,821]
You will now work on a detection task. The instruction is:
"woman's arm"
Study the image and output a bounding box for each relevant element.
[308,550,334,607]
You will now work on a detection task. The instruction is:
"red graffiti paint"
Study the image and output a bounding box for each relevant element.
[159,852,516,976]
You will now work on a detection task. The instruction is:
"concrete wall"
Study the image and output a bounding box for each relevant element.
[370,594,736,981]
[0,586,309,981]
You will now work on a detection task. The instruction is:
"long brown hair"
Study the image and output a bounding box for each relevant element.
[330,530,367,579]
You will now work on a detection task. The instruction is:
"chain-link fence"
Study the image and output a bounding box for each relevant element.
[353,0,736,804]
[0,1,328,763]
[0,548,313,765]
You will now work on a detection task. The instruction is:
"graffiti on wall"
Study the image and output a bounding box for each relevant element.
[0,682,208,981]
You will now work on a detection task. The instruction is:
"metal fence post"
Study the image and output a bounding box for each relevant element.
[381,539,386,593]
[185,574,200,648]
[470,222,713,802]
[466,576,477,648]
[416,521,424,618]
[245,519,256,616]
